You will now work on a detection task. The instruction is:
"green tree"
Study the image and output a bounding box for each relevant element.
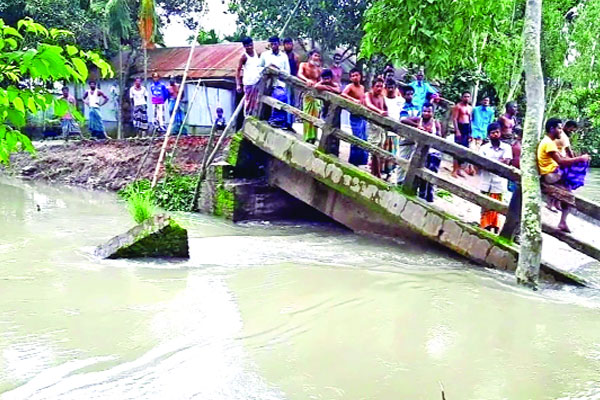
[0,0,206,53]
[229,0,369,55]
[196,29,220,45]
[0,17,113,164]
[361,0,524,102]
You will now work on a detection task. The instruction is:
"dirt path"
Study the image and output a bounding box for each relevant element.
[3,137,227,191]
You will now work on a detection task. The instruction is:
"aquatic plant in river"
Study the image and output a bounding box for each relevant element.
[125,187,156,224]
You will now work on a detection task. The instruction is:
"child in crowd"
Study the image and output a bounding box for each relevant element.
[214,107,226,132]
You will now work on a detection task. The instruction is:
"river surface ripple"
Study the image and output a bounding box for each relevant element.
[1,176,600,399]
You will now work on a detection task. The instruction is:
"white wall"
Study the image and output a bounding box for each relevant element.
[184,84,235,127]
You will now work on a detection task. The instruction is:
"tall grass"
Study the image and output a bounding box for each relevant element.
[126,188,156,224]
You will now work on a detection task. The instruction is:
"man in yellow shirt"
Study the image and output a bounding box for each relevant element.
[538,118,590,232]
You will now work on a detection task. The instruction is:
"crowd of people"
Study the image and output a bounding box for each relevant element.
[237,35,591,235]
[59,72,189,140]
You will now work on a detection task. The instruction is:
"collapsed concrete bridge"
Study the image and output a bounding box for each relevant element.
[198,67,600,286]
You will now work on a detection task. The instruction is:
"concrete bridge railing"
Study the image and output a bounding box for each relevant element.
[248,67,600,267]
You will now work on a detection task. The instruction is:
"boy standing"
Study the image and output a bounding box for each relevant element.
[479,122,512,233]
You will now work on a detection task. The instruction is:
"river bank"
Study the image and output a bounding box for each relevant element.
[2,137,227,191]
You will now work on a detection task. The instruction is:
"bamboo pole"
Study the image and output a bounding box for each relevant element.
[167,78,204,164]
[189,95,245,211]
[150,24,203,188]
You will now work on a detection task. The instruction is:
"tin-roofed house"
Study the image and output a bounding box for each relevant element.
[74,41,270,137]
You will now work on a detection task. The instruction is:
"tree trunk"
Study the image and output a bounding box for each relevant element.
[117,48,124,139]
[144,46,148,98]
[516,0,545,289]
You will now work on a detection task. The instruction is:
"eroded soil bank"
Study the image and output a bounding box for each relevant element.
[3,137,227,191]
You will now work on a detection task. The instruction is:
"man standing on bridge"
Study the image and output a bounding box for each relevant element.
[451,91,474,178]
[297,49,323,143]
[472,96,495,150]
[409,68,437,111]
[364,77,388,178]
[236,37,262,115]
[341,68,368,167]
[499,102,518,143]
[479,122,512,234]
[259,36,291,129]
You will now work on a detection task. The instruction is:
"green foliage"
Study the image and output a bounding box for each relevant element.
[119,173,196,212]
[0,18,113,164]
[0,0,205,53]
[196,29,220,45]
[105,0,132,41]
[230,0,369,53]
[362,0,523,97]
[125,186,156,223]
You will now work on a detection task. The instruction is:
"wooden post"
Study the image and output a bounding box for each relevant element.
[402,143,429,195]
[317,104,340,155]
[253,75,273,120]
[500,184,522,240]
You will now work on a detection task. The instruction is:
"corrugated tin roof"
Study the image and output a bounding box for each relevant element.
[116,41,271,80]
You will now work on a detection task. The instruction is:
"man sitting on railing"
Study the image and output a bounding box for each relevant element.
[341,68,369,167]
[479,122,512,234]
[259,36,291,130]
[538,118,590,233]
[297,49,323,144]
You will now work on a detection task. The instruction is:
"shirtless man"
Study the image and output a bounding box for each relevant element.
[499,102,518,142]
[365,78,388,177]
[342,68,369,166]
[298,49,323,143]
[451,91,473,178]
[315,69,342,155]
[341,68,365,104]
[417,103,442,202]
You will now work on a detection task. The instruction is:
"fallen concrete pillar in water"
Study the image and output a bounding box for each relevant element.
[95,214,189,259]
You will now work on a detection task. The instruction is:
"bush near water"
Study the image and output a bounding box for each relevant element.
[119,174,197,212]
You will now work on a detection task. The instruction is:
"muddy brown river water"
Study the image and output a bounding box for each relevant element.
[1,176,600,399]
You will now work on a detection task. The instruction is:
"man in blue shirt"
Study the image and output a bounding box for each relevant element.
[150,72,170,132]
[396,86,420,184]
[409,69,437,110]
[399,86,420,119]
[472,96,495,149]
